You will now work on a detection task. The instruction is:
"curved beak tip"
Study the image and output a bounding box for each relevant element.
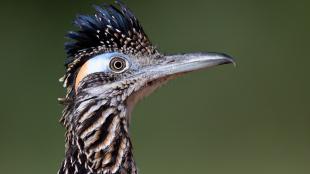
[201,52,236,69]
[221,56,236,67]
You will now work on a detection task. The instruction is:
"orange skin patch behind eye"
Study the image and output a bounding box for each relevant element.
[75,61,90,92]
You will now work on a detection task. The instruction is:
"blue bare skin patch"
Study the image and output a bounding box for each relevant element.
[75,52,130,91]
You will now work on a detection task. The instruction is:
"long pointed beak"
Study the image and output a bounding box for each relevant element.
[144,52,235,81]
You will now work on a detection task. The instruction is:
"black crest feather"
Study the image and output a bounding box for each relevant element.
[65,1,157,58]
[62,1,159,89]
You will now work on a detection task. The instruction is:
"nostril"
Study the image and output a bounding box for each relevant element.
[167,59,175,63]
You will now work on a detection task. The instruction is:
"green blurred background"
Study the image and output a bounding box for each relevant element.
[0,0,309,174]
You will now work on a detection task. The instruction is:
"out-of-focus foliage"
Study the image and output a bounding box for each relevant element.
[0,0,309,174]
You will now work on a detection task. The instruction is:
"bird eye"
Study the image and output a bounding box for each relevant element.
[109,57,128,73]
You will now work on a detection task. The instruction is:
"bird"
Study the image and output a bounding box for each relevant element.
[58,1,234,174]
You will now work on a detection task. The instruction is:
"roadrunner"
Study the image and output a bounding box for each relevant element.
[58,1,234,174]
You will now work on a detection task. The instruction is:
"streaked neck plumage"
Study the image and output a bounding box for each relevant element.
[59,76,141,174]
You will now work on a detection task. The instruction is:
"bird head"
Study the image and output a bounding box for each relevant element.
[58,1,234,174]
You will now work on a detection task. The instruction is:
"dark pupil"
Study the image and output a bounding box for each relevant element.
[114,61,123,69]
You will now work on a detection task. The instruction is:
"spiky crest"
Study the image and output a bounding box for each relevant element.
[61,1,159,90]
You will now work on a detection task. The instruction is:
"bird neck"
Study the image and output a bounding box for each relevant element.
[59,101,138,174]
